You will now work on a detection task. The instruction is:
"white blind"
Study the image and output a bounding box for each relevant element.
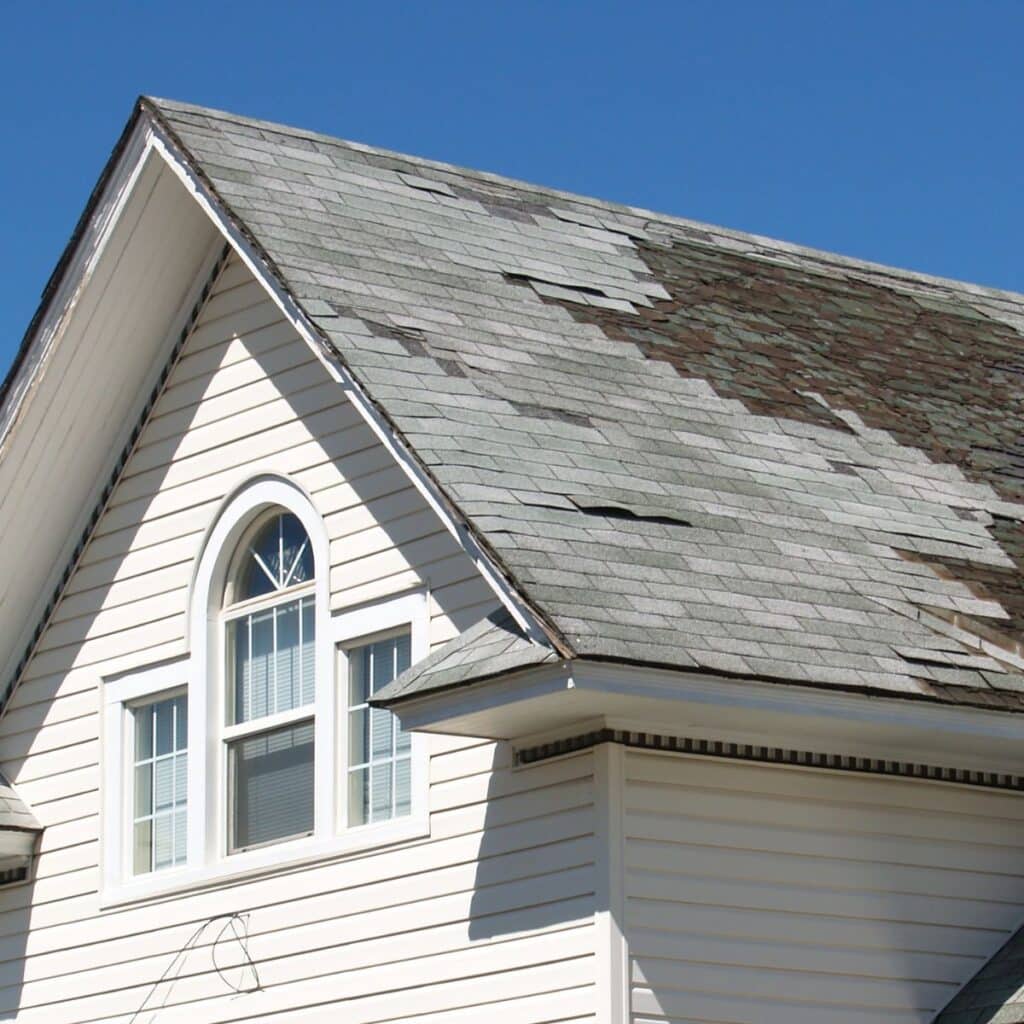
[230,720,314,850]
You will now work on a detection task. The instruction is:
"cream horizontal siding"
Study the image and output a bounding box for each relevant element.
[623,749,1024,1024]
[0,255,595,1022]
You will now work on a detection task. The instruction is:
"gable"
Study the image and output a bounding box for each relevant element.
[0,251,496,793]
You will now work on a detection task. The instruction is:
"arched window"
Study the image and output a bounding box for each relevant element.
[101,476,431,901]
[223,510,317,852]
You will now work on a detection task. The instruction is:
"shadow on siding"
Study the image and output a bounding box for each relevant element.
[467,743,596,940]
[0,872,35,1017]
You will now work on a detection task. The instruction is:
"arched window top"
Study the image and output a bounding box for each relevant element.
[228,511,314,606]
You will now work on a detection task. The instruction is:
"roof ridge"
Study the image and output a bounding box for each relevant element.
[144,97,1024,311]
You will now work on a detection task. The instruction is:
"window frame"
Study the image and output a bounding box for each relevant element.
[100,476,430,907]
[101,657,190,899]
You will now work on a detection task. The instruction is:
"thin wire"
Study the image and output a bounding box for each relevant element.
[128,912,262,1023]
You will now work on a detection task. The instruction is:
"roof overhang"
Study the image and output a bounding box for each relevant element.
[0,108,221,692]
[390,658,1024,777]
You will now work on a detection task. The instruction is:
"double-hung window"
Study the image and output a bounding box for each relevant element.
[222,511,316,852]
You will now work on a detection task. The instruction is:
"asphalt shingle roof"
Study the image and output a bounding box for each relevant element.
[936,926,1024,1023]
[377,610,558,703]
[0,772,40,834]
[146,97,1024,712]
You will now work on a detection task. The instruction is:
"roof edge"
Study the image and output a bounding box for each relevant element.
[0,97,148,413]
[145,95,1024,309]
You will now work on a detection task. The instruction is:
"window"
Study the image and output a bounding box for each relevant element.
[132,694,188,874]
[222,512,316,852]
[102,477,429,906]
[346,632,413,825]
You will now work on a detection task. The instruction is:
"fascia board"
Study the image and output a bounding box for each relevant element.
[0,116,153,452]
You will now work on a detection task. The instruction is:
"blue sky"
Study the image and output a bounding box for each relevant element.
[2,2,1021,379]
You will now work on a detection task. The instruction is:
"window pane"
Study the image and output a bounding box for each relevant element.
[154,758,175,811]
[371,640,394,695]
[154,815,174,871]
[174,809,187,865]
[396,720,411,755]
[133,695,187,876]
[300,598,315,706]
[133,820,152,875]
[232,598,314,725]
[230,720,314,851]
[395,757,412,816]
[135,705,153,760]
[370,707,392,760]
[281,513,312,586]
[349,646,370,707]
[174,752,188,807]
[370,761,393,823]
[134,764,152,817]
[155,700,174,756]
[249,608,273,720]
[175,696,188,750]
[348,767,368,827]
[235,512,314,602]
[349,706,368,767]
[346,632,413,826]
[275,601,300,712]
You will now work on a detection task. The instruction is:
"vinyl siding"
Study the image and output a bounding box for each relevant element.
[623,748,1024,1024]
[0,255,596,1022]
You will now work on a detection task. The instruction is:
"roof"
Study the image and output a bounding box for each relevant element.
[936,925,1024,1023]
[0,772,40,834]
[140,96,1024,712]
[376,610,558,704]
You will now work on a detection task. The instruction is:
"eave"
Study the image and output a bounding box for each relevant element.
[390,658,1024,780]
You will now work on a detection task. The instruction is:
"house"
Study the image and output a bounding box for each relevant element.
[0,95,1022,1022]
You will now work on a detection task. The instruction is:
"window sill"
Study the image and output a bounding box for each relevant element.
[99,813,429,909]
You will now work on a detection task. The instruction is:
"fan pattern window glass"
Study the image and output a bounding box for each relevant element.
[133,695,187,874]
[347,634,412,825]
[224,511,316,853]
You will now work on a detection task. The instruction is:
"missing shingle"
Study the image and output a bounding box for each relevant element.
[451,184,550,223]
[509,400,593,428]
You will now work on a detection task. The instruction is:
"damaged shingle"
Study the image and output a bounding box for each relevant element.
[508,400,593,428]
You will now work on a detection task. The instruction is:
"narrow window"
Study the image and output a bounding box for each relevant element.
[346,632,412,825]
[132,694,187,874]
[223,511,316,852]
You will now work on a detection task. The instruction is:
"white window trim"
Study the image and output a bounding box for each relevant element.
[101,656,189,900]
[100,476,430,908]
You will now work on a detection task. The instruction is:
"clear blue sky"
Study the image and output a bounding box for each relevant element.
[2,1,1021,379]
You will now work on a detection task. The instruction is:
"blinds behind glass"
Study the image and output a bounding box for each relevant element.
[133,695,188,874]
[347,634,412,825]
[230,596,315,723]
[230,720,315,851]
